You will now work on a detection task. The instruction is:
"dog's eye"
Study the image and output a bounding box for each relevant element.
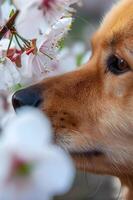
[107,55,130,75]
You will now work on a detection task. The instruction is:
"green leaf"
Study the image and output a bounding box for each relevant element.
[11,83,23,92]
[58,39,65,50]
[9,9,15,18]
[76,53,84,66]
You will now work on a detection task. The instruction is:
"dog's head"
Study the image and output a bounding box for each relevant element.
[12,0,133,178]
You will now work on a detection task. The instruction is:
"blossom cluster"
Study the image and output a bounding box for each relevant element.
[0,0,81,91]
[0,0,84,199]
[0,0,92,199]
[0,107,75,200]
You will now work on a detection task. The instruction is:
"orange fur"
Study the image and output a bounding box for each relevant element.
[17,0,133,199]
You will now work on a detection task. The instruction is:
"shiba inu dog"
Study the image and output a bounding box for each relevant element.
[12,0,133,199]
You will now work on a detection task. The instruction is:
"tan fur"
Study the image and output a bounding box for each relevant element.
[33,1,133,199]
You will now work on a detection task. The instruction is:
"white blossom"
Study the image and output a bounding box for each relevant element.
[39,18,72,55]
[0,39,16,58]
[0,58,20,91]
[0,1,81,88]
[0,108,75,200]
[19,18,72,83]
[14,0,78,39]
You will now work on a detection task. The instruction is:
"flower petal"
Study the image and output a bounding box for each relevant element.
[16,5,48,39]
[2,108,53,152]
[39,18,72,54]
[33,145,75,195]
[0,58,20,91]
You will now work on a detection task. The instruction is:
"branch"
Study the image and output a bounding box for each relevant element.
[0,10,19,40]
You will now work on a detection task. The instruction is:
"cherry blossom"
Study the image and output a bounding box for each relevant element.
[0,38,16,58]
[0,58,20,91]
[19,18,72,83]
[14,0,79,39]
[0,1,81,199]
[0,0,80,90]
[0,108,75,200]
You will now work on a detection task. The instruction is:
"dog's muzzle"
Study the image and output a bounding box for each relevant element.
[12,86,42,110]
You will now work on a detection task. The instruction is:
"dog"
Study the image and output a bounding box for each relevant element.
[12,0,133,199]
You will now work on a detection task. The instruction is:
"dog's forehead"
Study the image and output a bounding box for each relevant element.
[95,0,133,47]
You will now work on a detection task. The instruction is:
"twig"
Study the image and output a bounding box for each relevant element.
[0,10,19,40]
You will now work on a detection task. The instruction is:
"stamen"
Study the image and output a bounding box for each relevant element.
[7,34,14,56]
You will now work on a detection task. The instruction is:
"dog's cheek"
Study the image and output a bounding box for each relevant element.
[103,74,129,98]
[97,103,133,167]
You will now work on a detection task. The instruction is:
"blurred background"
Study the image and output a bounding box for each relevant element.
[56,0,122,199]
[66,0,117,46]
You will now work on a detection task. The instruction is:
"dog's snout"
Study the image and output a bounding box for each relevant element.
[12,86,42,110]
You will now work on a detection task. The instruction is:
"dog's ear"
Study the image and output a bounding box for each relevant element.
[95,0,133,45]
[92,0,133,70]
[100,0,133,35]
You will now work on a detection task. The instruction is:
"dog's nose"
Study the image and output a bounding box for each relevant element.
[12,86,42,110]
